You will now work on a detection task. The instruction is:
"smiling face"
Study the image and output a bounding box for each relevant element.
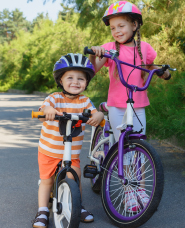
[109,15,137,46]
[60,70,87,97]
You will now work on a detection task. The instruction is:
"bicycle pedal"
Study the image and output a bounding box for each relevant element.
[83,164,99,179]
[92,177,102,192]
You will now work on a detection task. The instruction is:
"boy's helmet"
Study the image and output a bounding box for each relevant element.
[53,53,95,94]
[102,1,143,26]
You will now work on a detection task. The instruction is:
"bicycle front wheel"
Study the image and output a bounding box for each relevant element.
[101,139,164,228]
[90,125,109,193]
[53,178,81,228]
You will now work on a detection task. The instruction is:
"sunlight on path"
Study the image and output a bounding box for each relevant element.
[0,93,44,148]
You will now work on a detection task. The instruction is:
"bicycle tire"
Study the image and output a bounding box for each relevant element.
[53,178,81,228]
[90,125,109,193]
[101,139,164,228]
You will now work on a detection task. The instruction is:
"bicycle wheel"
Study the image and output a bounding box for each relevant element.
[53,178,81,228]
[101,139,164,228]
[90,125,109,193]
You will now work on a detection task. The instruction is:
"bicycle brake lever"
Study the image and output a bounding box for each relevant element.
[169,68,176,71]
[109,49,119,59]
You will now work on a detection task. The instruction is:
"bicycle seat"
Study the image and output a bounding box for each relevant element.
[99,102,109,112]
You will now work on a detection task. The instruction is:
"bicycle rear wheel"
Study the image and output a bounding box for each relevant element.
[53,178,81,228]
[101,139,164,228]
[90,125,109,193]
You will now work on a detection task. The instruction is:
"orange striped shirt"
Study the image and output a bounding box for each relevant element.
[38,92,97,159]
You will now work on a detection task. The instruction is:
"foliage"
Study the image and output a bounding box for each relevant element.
[1,0,185,142]
[146,71,185,144]
[0,13,108,95]
[0,8,31,44]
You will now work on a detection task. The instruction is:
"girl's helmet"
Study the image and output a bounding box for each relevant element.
[102,1,143,26]
[53,53,95,94]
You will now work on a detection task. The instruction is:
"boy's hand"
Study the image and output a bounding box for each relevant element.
[86,112,104,127]
[41,106,63,121]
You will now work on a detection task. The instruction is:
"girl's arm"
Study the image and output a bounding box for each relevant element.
[89,46,107,73]
[146,62,170,79]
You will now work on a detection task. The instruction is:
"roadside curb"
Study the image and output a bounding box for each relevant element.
[8,89,49,96]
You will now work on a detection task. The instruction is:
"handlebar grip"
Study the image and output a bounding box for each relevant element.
[32,111,44,118]
[84,46,95,55]
[100,119,106,127]
[156,69,164,77]
[156,65,171,77]
[84,46,104,59]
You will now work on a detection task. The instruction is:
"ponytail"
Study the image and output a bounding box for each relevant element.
[137,28,147,84]
[113,41,120,80]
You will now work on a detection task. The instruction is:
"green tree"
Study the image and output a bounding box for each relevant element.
[0,8,31,44]
[0,13,94,92]
[1,0,185,143]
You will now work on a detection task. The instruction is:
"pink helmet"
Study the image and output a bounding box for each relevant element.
[102,1,143,26]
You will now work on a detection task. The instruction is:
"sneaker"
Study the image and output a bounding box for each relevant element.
[124,191,141,213]
[137,189,150,208]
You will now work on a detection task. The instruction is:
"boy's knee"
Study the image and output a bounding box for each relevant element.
[41,176,54,186]
[67,166,81,181]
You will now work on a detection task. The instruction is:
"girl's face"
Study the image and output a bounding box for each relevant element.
[60,70,87,97]
[109,15,137,45]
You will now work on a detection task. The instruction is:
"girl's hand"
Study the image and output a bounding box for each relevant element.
[147,64,171,80]
[41,106,63,121]
[89,46,107,72]
[91,46,105,60]
[86,112,104,127]
[159,69,170,80]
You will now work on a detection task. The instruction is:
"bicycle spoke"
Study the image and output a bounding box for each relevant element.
[110,185,123,197]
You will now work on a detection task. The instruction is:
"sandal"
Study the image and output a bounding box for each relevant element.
[124,191,141,213]
[32,211,50,228]
[137,189,150,208]
[81,206,94,223]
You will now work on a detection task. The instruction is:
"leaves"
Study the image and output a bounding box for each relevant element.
[1,0,185,141]
[0,9,31,44]
[0,14,91,93]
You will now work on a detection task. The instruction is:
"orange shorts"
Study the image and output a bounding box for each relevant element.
[38,152,80,179]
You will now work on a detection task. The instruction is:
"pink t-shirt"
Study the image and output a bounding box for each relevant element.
[101,41,157,108]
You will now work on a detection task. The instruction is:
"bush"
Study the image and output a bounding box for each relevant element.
[146,71,185,143]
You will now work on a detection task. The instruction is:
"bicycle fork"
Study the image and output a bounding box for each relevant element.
[52,120,80,214]
[118,100,146,183]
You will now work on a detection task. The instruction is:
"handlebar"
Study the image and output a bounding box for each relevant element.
[32,111,106,127]
[84,46,96,56]
[84,46,176,91]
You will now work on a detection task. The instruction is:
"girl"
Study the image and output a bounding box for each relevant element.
[89,1,170,213]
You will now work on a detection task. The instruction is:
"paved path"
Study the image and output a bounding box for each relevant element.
[0,93,185,228]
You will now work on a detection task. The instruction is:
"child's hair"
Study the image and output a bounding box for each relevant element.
[113,14,147,84]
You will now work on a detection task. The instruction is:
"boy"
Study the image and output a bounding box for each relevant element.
[32,53,104,227]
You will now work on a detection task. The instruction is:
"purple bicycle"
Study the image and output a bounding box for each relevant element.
[83,47,176,228]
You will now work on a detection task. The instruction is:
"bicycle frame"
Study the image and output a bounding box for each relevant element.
[89,52,159,184]
[53,118,81,214]
[89,116,115,169]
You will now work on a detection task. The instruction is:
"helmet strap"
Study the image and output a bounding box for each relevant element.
[62,89,80,96]
[62,85,88,96]
[122,29,137,44]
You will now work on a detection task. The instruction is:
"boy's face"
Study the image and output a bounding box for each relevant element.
[60,70,87,96]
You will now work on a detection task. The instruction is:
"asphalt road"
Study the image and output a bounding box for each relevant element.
[0,93,185,228]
